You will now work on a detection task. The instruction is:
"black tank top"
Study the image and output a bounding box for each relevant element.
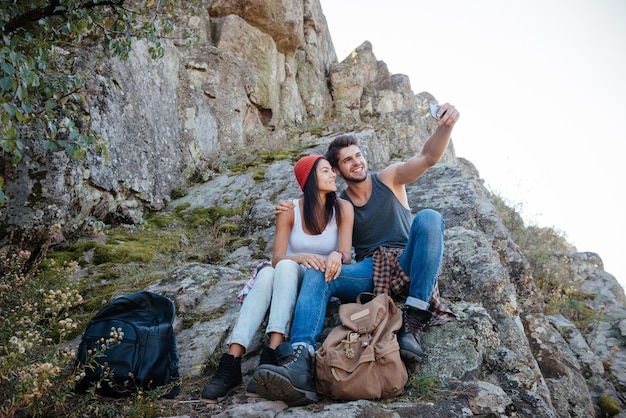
[340,173,412,261]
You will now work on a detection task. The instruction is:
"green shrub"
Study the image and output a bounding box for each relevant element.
[1,246,82,416]
[405,373,441,401]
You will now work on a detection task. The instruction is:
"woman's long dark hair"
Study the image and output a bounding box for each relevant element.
[302,158,342,234]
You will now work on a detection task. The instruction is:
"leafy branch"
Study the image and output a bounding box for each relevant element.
[0,0,204,204]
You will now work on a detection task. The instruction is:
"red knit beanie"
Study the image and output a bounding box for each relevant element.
[294,155,324,191]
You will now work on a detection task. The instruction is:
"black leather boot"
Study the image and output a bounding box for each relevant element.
[259,345,278,365]
[246,342,294,397]
[252,344,318,406]
[201,353,242,403]
[397,306,432,362]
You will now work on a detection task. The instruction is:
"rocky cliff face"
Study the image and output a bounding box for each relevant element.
[1,0,336,236]
[1,1,624,417]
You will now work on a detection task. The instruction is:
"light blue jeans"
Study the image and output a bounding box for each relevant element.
[289,209,444,348]
[228,259,304,350]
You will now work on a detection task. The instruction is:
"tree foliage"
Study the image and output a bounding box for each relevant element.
[0,0,205,203]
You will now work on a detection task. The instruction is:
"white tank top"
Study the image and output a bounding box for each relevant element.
[287,199,338,257]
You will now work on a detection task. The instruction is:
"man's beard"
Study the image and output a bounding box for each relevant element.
[341,169,367,184]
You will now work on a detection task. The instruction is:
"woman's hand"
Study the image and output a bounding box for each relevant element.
[324,251,343,282]
[299,254,326,271]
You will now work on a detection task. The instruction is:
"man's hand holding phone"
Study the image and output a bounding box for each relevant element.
[429,102,459,127]
[429,103,445,120]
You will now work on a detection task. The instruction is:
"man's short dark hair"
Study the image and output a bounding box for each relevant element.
[325,134,359,169]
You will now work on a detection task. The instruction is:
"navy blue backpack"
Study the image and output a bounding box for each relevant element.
[75,291,180,397]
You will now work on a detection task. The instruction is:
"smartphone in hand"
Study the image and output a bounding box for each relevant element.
[429,103,446,120]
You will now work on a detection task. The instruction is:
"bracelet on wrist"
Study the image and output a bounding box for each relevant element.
[336,250,346,262]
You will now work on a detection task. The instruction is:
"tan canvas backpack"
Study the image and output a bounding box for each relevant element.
[315,293,408,400]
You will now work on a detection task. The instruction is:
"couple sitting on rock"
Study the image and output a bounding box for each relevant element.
[202,103,460,406]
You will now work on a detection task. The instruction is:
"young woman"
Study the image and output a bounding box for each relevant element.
[201,155,353,403]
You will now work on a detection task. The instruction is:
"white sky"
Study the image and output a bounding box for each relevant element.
[319,0,626,289]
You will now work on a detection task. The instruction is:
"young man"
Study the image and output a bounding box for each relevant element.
[252,103,460,406]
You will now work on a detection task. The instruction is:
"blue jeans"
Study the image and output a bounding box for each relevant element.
[229,260,304,350]
[289,209,444,348]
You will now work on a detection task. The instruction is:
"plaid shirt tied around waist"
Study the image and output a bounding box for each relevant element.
[372,246,455,325]
[237,260,272,307]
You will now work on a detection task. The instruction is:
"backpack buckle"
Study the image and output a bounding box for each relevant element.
[341,332,359,358]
